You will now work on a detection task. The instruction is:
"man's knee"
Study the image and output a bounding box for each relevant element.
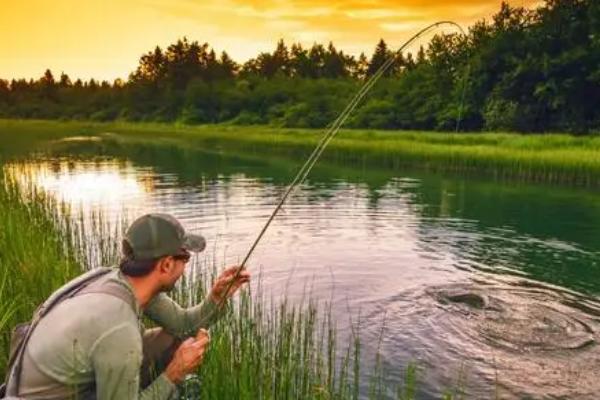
[142,328,180,361]
[140,328,181,388]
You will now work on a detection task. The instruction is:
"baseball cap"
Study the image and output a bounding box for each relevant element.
[124,213,206,260]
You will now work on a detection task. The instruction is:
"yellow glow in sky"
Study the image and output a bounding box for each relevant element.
[1,0,540,82]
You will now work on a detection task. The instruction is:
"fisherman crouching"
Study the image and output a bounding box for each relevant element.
[2,213,250,399]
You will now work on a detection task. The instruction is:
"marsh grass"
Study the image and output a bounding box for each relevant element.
[0,174,81,375]
[0,270,18,344]
[1,119,599,187]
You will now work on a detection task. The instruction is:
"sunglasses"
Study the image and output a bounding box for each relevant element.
[172,250,191,263]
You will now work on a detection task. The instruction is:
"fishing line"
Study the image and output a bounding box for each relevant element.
[215,20,468,307]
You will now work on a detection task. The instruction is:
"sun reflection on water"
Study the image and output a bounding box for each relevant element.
[3,159,158,266]
[4,159,154,212]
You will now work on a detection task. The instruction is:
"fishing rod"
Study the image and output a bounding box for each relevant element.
[214,20,467,307]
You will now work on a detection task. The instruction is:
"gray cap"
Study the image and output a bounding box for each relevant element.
[124,213,206,260]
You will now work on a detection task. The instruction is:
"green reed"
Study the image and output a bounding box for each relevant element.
[174,264,373,400]
[0,174,81,375]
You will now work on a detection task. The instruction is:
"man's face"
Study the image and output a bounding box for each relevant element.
[160,251,190,292]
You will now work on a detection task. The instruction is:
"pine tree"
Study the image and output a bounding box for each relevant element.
[308,43,326,78]
[272,39,290,76]
[323,42,347,78]
[131,46,165,82]
[40,69,56,99]
[366,39,392,77]
[219,51,238,79]
[41,69,55,86]
[0,79,9,103]
[59,72,72,87]
[416,46,426,64]
[354,52,369,80]
[290,43,310,77]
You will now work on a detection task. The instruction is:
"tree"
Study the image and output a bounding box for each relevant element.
[40,69,56,99]
[289,43,311,78]
[271,39,290,76]
[131,46,165,83]
[366,39,399,77]
[163,38,206,89]
[416,46,426,64]
[0,79,9,106]
[244,39,291,78]
[219,51,238,79]
[41,69,55,86]
[354,52,369,80]
[308,43,326,78]
[59,72,72,87]
[323,42,350,78]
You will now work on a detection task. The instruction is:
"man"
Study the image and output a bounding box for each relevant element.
[9,213,250,399]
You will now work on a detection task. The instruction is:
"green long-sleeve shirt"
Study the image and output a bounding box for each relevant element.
[18,268,221,399]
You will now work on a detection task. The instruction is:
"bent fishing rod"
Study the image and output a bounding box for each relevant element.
[214,20,467,308]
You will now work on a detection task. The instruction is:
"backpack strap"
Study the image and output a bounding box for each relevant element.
[37,267,115,318]
[4,267,124,397]
[76,278,136,311]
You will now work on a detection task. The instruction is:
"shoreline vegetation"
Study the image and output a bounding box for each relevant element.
[1,119,599,188]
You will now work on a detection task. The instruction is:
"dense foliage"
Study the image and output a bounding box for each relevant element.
[0,0,598,133]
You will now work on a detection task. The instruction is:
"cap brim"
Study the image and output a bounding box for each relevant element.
[182,233,206,253]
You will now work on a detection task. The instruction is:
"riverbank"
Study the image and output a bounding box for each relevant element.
[1,119,599,187]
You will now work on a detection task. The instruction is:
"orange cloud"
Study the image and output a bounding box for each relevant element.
[0,0,541,81]
[146,0,540,53]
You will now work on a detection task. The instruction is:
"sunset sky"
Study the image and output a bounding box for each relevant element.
[1,0,540,82]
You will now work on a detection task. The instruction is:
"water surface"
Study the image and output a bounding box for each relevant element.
[5,137,600,399]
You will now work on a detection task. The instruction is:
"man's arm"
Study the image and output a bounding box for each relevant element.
[145,266,250,338]
[144,293,221,338]
[91,323,176,400]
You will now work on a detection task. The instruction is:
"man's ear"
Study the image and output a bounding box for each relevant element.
[156,256,174,275]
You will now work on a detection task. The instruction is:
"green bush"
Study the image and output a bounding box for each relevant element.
[483,97,519,132]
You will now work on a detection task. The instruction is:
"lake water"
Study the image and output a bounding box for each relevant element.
[5,136,600,399]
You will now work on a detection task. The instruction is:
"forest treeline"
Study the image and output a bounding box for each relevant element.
[0,0,598,133]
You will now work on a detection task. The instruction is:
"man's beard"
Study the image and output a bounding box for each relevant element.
[160,279,178,293]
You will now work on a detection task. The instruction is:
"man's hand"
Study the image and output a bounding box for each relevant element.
[209,266,251,305]
[165,329,210,384]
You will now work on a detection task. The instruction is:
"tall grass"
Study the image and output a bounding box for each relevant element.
[177,272,357,399]
[0,168,420,399]
[0,174,81,375]
[0,271,18,348]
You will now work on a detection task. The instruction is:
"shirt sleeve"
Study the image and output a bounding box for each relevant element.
[144,293,224,339]
[91,323,176,400]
